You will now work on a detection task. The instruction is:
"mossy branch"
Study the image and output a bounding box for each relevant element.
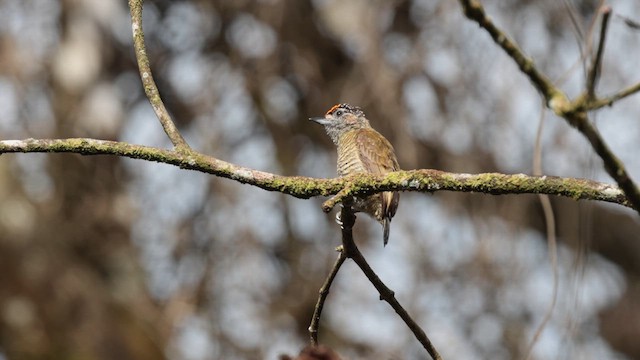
[458,0,640,214]
[0,138,631,210]
[129,0,190,151]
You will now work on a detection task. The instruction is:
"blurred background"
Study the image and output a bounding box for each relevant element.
[1,0,639,359]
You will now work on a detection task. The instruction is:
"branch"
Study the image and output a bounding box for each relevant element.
[581,81,640,110]
[320,170,631,211]
[616,13,640,30]
[458,0,640,214]
[558,110,640,214]
[309,246,347,346]
[0,138,632,209]
[586,6,611,99]
[458,0,561,103]
[339,207,442,360]
[128,0,190,151]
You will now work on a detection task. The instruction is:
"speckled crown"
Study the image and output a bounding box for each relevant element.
[326,103,365,118]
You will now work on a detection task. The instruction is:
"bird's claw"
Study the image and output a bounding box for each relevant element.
[335,211,343,228]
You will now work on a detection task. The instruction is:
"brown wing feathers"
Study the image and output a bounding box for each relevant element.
[355,129,400,240]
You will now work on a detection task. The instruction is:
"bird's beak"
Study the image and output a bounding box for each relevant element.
[309,116,330,125]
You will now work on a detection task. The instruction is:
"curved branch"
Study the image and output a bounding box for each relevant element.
[0,138,632,209]
[458,0,560,102]
[458,0,640,214]
[128,0,190,151]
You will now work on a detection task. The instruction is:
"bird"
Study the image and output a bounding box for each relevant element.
[310,103,400,246]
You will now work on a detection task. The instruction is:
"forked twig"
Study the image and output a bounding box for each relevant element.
[339,207,443,360]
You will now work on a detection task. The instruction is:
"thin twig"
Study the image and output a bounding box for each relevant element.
[568,0,606,82]
[0,138,632,209]
[581,81,640,110]
[309,246,347,346]
[562,0,585,49]
[128,0,190,151]
[555,0,604,88]
[524,195,558,359]
[524,102,559,360]
[586,6,611,99]
[339,207,442,360]
[615,13,640,30]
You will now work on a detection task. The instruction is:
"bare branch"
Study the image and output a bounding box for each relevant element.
[582,81,640,110]
[128,0,190,151]
[0,138,632,209]
[309,247,347,346]
[339,207,442,360]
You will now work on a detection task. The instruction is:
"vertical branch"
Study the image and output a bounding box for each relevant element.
[128,0,191,151]
[586,6,611,99]
[309,247,347,346]
[339,207,443,360]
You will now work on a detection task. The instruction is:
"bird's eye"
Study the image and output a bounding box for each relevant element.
[336,110,343,117]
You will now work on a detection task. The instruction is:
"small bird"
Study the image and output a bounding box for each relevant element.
[310,103,400,246]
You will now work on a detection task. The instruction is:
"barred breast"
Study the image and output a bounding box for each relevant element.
[330,119,400,246]
[336,130,367,176]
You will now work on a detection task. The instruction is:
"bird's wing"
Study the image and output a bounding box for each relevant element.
[355,128,400,175]
[356,128,401,225]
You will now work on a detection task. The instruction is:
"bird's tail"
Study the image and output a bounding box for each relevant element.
[383,217,391,246]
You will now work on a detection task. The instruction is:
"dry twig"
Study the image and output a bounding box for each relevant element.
[338,207,442,359]
[309,247,347,346]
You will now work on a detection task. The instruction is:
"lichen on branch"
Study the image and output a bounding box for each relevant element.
[0,138,631,209]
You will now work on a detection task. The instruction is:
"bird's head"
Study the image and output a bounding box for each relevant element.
[309,103,370,144]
